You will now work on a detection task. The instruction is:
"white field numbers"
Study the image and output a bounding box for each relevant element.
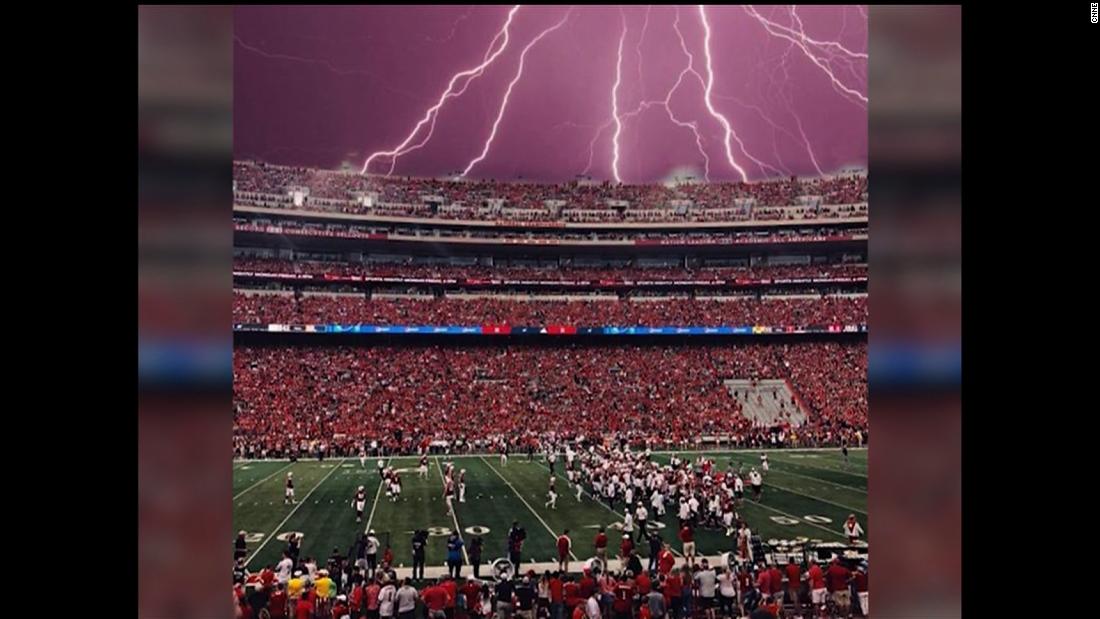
[769,515,833,525]
[582,521,666,531]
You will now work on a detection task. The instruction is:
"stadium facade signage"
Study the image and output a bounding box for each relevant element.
[493,220,567,229]
[633,234,854,246]
[233,272,867,287]
[243,324,868,335]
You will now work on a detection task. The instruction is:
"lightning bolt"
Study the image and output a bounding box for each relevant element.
[714,13,822,177]
[581,121,612,176]
[423,8,472,44]
[460,9,574,177]
[360,5,522,175]
[742,5,868,107]
[609,12,628,183]
[621,7,714,181]
[233,36,427,102]
[635,5,652,96]
[698,5,768,182]
[789,105,823,176]
[789,6,868,60]
[715,93,797,176]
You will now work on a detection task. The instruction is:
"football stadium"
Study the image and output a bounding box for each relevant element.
[233,6,868,619]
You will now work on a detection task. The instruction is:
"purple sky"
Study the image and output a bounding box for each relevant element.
[234,5,866,183]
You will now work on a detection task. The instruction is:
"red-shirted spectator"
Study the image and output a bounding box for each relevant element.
[557,531,572,572]
[826,559,852,615]
[784,558,803,616]
[658,545,676,576]
[620,535,634,561]
[422,581,449,619]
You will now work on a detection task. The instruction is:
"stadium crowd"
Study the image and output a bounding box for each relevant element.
[237,549,867,619]
[232,343,866,459]
[233,257,868,283]
[236,445,869,619]
[233,219,866,245]
[233,161,867,224]
[232,293,867,328]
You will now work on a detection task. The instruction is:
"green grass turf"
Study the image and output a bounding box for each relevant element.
[234,449,867,571]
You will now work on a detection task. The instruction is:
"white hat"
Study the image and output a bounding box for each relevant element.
[359,485,365,491]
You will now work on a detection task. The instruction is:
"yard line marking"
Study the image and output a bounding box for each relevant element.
[763,467,867,492]
[234,462,294,500]
[768,457,869,478]
[364,458,391,535]
[762,481,867,515]
[481,456,578,561]
[531,459,682,557]
[436,457,470,564]
[246,457,347,566]
[740,498,848,539]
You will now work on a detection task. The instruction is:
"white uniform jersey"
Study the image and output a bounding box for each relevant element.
[844,520,865,539]
[678,502,691,520]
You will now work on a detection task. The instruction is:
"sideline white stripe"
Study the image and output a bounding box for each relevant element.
[364,457,392,534]
[245,458,347,566]
[480,456,578,561]
[234,461,294,500]
[436,457,470,564]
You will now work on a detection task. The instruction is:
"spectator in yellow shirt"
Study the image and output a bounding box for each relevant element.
[288,571,305,601]
[315,569,335,599]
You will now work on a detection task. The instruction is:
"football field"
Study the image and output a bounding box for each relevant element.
[233,448,867,573]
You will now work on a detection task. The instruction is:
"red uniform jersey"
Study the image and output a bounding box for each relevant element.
[808,565,825,589]
[557,536,571,558]
[853,570,868,592]
[769,567,784,595]
[785,564,802,590]
[826,564,851,592]
[658,550,676,575]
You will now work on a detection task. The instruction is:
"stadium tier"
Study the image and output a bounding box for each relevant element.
[232,162,869,619]
[232,293,867,329]
[234,161,867,225]
[233,342,866,458]
[234,257,868,283]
